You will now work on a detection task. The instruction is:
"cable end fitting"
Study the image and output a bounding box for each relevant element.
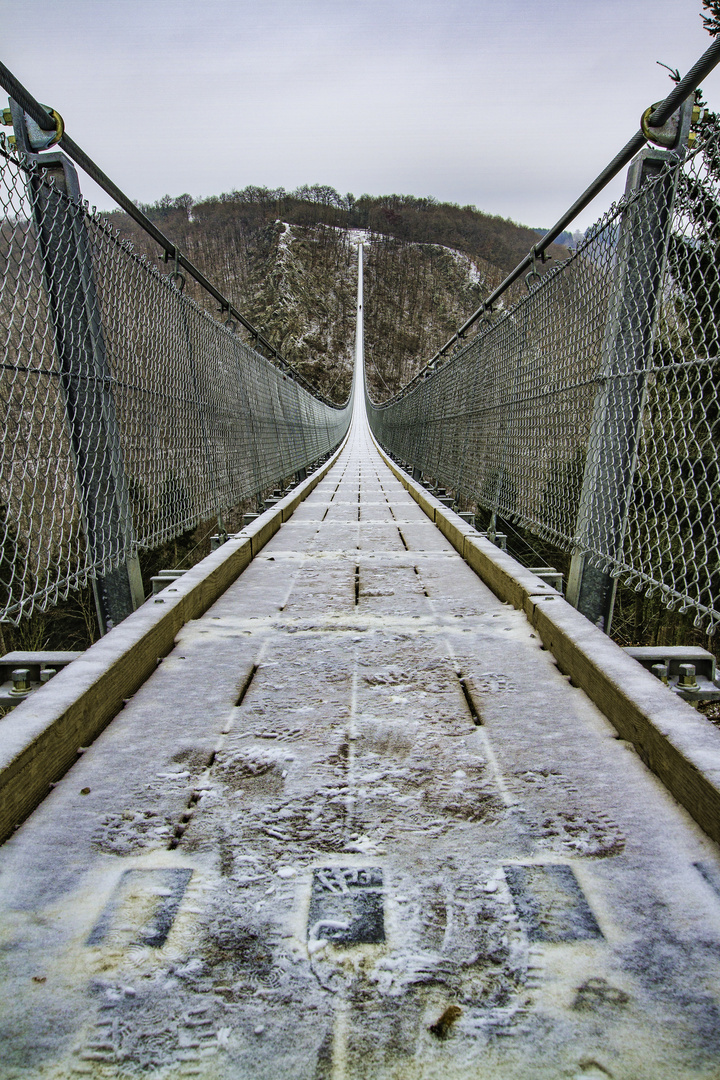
[641,99,694,150]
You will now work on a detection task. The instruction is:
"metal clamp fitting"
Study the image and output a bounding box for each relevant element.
[169,251,186,293]
[641,103,664,143]
[641,100,693,150]
[525,245,552,292]
[21,105,64,151]
[220,303,237,333]
[525,249,542,291]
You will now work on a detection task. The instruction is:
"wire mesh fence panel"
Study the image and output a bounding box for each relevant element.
[0,155,87,620]
[0,146,351,624]
[367,127,720,633]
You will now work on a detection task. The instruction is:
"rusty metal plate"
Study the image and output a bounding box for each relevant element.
[307,867,385,945]
[504,864,602,942]
[87,867,193,948]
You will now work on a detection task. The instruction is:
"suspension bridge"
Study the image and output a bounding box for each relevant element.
[1,42,720,1080]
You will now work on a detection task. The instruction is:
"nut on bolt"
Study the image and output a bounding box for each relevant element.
[10,668,31,694]
[651,662,669,685]
[678,663,698,688]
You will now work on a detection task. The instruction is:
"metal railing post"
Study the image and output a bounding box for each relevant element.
[11,100,144,634]
[566,119,689,631]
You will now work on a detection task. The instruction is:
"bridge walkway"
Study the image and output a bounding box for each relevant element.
[2,384,720,1078]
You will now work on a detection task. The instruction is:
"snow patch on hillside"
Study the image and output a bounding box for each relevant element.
[448,248,484,286]
[277,221,293,254]
[345,228,374,249]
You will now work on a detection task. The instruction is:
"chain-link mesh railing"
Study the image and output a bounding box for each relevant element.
[0,145,351,624]
[368,126,720,633]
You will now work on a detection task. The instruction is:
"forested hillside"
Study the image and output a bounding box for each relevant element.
[107,185,568,401]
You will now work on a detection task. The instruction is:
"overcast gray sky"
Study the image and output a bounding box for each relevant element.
[4,0,720,231]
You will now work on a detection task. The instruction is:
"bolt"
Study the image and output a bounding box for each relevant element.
[678,663,697,688]
[11,669,31,693]
[651,656,669,682]
[39,668,57,684]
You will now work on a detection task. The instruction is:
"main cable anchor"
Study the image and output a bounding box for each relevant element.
[1,99,63,151]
